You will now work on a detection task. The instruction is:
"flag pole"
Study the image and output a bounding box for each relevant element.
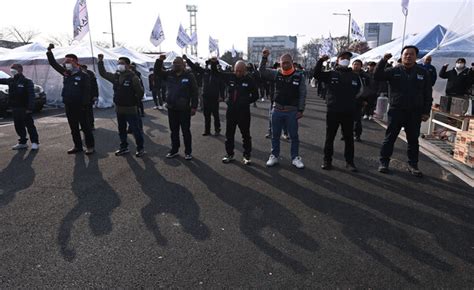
[88,31,96,73]
[401,13,408,51]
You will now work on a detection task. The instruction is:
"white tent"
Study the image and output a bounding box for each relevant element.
[0,42,155,108]
[425,0,474,103]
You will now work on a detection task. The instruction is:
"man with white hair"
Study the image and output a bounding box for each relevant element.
[259,49,307,169]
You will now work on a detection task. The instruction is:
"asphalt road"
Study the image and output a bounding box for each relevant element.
[0,86,473,287]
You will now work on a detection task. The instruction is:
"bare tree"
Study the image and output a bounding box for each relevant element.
[46,34,75,47]
[5,26,40,44]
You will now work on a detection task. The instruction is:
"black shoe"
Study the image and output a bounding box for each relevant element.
[354,136,362,142]
[67,147,83,154]
[115,148,130,156]
[222,154,234,164]
[407,164,423,177]
[346,162,358,172]
[378,163,389,173]
[127,128,132,134]
[135,149,145,158]
[321,162,332,170]
[85,147,95,155]
[265,133,271,139]
[184,154,193,160]
[166,151,179,158]
[202,132,210,136]
[340,136,345,141]
[214,130,221,136]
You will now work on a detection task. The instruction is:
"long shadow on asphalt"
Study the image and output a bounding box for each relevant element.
[57,152,121,262]
[241,163,455,284]
[0,149,37,207]
[181,158,319,274]
[125,137,210,246]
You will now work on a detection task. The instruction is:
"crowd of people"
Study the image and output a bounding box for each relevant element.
[1,43,473,177]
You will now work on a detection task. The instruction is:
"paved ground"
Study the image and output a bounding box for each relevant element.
[0,86,473,287]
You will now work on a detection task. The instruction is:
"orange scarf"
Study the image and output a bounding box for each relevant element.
[280,67,295,76]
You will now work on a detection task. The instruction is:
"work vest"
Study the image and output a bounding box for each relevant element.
[274,70,301,107]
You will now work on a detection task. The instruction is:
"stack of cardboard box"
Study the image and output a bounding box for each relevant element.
[454,120,474,168]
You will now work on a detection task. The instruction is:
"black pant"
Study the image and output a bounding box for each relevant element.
[353,105,363,137]
[363,94,377,116]
[324,111,354,164]
[168,109,192,154]
[380,109,421,166]
[65,104,94,149]
[138,100,144,115]
[86,103,95,129]
[225,110,251,157]
[203,100,220,133]
[12,107,39,144]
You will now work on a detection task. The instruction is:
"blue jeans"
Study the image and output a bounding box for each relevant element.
[271,109,299,159]
[268,101,288,135]
[117,113,144,151]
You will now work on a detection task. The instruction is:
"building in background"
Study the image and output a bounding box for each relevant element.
[363,23,393,48]
[247,36,297,64]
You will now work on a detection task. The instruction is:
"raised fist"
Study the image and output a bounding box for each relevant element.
[182,54,187,60]
[262,49,270,57]
[47,43,55,51]
[159,54,166,61]
[383,53,392,61]
[98,54,104,61]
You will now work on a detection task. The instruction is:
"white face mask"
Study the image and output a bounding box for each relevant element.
[339,59,350,67]
[118,64,126,72]
[10,69,18,76]
[455,63,465,70]
[64,63,74,71]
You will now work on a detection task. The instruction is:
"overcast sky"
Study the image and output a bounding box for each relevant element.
[0,0,467,57]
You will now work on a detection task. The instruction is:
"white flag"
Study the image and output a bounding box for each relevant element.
[150,15,165,46]
[73,0,89,41]
[319,34,336,57]
[351,19,366,42]
[401,0,409,16]
[209,36,219,55]
[176,24,191,49]
[190,31,198,46]
[231,45,237,57]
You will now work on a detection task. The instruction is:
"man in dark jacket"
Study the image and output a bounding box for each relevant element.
[418,56,437,87]
[351,59,371,141]
[149,68,164,110]
[80,64,99,130]
[439,57,474,96]
[155,55,198,160]
[314,51,361,172]
[375,46,433,177]
[259,49,306,169]
[98,54,145,157]
[184,55,224,136]
[362,61,379,120]
[0,63,39,150]
[221,61,259,165]
[130,63,145,117]
[46,44,94,154]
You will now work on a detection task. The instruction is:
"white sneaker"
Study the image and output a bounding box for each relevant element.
[363,115,369,120]
[266,154,279,167]
[158,105,164,110]
[12,143,28,150]
[368,115,373,121]
[292,156,305,169]
[31,143,39,150]
[153,106,159,110]
[261,98,265,102]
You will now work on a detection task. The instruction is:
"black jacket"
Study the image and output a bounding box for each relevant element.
[0,74,35,110]
[314,59,362,113]
[375,59,433,115]
[47,50,91,106]
[84,69,99,102]
[222,73,259,112]
[186,59,224,102]
[154,59,198,111]
[439,66,474,96]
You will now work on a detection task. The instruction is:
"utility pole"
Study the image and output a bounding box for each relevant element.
[186,5,198,57]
